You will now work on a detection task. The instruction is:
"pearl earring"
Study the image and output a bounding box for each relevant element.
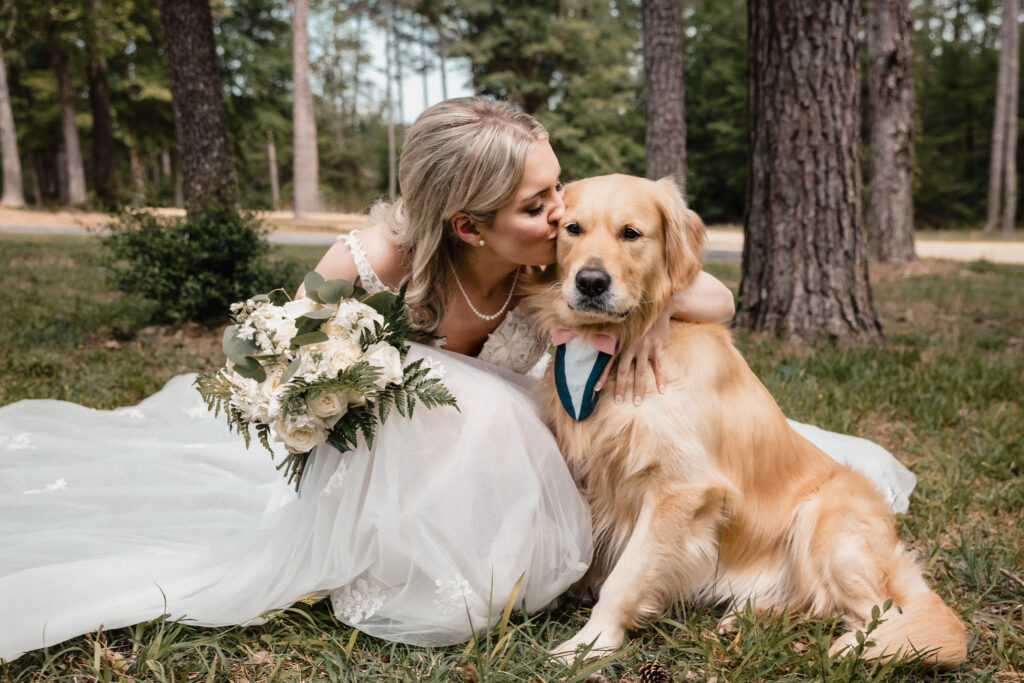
[478,239,486,247]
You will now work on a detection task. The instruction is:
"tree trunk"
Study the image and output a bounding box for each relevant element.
[47,18,88,206]
[172,146,184,208]
[386,9,397,200]
[128,128,146,206]
[437,24,448,100]
[292,0,320,217]
[267,128,280,211]
[642,0,686,183]
[1002,0,1020,236]
[866,0,916,263]
[0,47,25,207]
[85,0,118,207]
[158,0,239,213]
[740,0,881,343]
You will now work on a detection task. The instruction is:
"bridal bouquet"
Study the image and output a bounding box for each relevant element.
[195,272,457,489]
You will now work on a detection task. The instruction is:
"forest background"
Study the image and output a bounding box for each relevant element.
[0,0,1015,229]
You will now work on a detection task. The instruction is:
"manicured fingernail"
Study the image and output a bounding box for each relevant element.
[594,381,603,391]
[614,395,623,404]
[658,384,665,394]
[634,396,642,406]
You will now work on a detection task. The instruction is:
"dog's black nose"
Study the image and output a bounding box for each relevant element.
[575,267,611,298]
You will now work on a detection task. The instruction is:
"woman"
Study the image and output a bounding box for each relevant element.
[0,97,913,661]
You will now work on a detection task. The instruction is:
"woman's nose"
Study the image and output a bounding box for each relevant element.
[549,190,566,223]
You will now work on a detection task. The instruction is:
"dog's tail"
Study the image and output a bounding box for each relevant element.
[830,590,968,668]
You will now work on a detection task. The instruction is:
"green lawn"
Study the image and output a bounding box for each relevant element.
[1,235,1021,682]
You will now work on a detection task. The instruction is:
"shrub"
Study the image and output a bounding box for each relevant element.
[100,206,301,324]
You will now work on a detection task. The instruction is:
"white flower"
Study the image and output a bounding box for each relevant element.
[307,392,348,426]
[363,342,403,388]
[273,415,328,452]
[282,297,324,320]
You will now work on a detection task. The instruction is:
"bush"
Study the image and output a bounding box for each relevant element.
[100,206,301,324]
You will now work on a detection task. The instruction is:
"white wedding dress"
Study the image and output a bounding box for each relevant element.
[0,232,917,663]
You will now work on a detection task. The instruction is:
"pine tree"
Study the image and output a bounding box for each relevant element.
[866,0,916,262]
[741,0,881,342]
[642,0,685,183]
[0,45,25,207]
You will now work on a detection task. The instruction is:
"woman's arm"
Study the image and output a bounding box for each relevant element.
[295,225,403,298]
[670,271,735,323]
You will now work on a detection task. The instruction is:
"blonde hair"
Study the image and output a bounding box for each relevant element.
[371,96,548,335]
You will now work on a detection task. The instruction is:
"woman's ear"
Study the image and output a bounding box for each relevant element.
[449,212,483,246]
[655,177,706,291]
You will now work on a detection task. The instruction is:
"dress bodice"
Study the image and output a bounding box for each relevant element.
[341,231,549,375]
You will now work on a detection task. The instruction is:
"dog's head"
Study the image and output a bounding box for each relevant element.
[536,174,706,343]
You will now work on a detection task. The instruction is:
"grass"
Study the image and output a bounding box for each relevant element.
[1,235,1022,682]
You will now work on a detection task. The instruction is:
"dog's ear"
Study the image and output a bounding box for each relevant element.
[655,177,706,290]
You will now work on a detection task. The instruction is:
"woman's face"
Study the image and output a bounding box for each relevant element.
[481,139,565,267]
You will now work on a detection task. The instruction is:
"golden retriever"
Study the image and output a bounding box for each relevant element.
[527,174,967,667]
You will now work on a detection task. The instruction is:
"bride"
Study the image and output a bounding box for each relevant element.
[0,96,915,662]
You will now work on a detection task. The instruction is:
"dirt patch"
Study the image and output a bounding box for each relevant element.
[83,321,225,368]
[0,206,369,234]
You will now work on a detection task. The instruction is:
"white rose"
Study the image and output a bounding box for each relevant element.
[282,297,324,320]
[273,417,328,452]
[307,392,348,426]
[346,391,367,407]
[363,342,404,388]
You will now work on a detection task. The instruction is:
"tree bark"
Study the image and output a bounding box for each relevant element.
[292,0,320,217]
[267,128,280,211]
[642,0,686,183]
[1002,0,1019,236]
[0,47,25,207]
[867,0,916,263]
[386,8,397,199]
[85,0,118,207]
[128,128,146,206]
[985,2,1011,233]
[47,18,88,206]
[158,0,239,213]
[740,0,881,343]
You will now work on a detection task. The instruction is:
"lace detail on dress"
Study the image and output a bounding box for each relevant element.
[331,576,386,624]
[433,575,473,616]
[342,231,547,374]
[477,306,548,375]
[341,231,389,294]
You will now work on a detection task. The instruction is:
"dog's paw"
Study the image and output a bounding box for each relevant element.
[715,614,740,636]
[551,625,623,664]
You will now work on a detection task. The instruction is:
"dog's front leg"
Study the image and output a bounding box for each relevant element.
[552,485,728,661]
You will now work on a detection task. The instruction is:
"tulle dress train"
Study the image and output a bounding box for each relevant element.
[0,344,593,662]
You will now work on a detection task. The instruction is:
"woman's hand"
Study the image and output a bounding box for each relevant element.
[596,305,673,405]
[593,272,734,405]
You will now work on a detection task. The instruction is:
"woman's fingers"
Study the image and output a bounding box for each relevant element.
[614,350,634,404]
[632,350,650,405]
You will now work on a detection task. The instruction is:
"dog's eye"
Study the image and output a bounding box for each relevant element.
[622,226,642,241]
[564,222,581,235]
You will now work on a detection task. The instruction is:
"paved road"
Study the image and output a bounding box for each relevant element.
[3,224,1023,264]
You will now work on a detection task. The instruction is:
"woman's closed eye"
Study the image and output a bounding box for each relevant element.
[525,182,564,217]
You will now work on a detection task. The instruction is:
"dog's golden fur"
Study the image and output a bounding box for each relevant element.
[527,174,967,667]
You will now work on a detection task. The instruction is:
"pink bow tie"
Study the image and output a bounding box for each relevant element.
[550,327,618,355]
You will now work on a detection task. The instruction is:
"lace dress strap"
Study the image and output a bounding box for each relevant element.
[340,231,391,294]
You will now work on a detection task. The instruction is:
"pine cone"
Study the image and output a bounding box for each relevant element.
[638,659,670,683]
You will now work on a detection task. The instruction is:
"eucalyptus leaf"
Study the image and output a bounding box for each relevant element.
[298,308,334,321]
[362,291,399,315]
[318,279,354,303]
[222,325,259,363]
[290,331,329,348]
[303,271,326,297]
[281,356,303,384]
[251,294,270,302]
[233,356,267,381]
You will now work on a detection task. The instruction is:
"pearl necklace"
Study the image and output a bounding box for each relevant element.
[451,264,521,321]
